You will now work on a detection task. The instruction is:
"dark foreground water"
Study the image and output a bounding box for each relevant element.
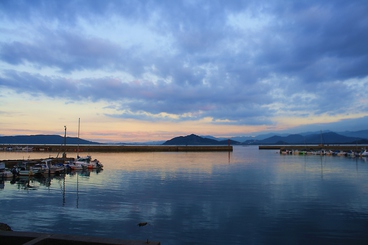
[1,146,368,244]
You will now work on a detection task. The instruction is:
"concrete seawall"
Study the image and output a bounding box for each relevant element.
[1,145,233,152]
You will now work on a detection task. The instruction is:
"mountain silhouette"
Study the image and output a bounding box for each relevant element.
[163,134,239,145]
[243,132,364,145]
[0,135,98,145]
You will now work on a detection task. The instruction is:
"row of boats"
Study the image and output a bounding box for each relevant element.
[0,155,103,179]
[280,149,368,157]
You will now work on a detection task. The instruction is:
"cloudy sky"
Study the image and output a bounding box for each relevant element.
[1,0,367,142]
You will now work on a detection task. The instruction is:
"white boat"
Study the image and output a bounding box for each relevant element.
[31,159,65,175]
[324,150,333,155]
[360,150,368,157]
[65,119,103,170]
[74,155,103,169]
[0,162,13,178]
[65,160,84,170]
[316,149,327,155]
[280,149,292,155]
[336,151,347,157]
[13,163,44,176]
[346,150,359,157]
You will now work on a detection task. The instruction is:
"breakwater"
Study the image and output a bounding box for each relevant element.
[259,145,368,151]
[1,144,233,152]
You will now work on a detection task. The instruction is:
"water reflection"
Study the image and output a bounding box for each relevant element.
[1,147,368,244]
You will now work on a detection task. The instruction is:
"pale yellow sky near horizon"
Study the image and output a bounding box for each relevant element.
[1,90,366,143]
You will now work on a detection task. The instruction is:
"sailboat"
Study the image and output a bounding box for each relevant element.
[67,118,103,170]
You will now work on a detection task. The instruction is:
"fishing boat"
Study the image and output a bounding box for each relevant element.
[336,151,347,157]
[31,159,65,175]
[64,160,84,170]
[75,155,103,169]
[69,118,103,170]
[360,150,368,157]
[0,162,13,178]
[12,162,44,176]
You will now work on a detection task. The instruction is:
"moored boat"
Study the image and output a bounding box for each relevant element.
[12,162,44,176]
[64,161,84,170]
[74,155,103,169]
[360,150,368,157]
[31,159,65,175]
[67,119,103,170]
[336,151,347,157]
[0,162,13,178]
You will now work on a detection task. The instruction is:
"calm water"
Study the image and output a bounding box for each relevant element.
[1,146,368,244]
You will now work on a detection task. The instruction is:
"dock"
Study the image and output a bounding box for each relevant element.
[259,145,368,151]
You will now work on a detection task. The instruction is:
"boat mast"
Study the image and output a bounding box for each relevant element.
[77,118,80,158]
[63,125,67,161]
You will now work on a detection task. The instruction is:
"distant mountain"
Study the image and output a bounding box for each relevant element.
[109,140,165,145]
[203,134,287,142]
[201,135,221,140]
[306,131,368,144]
[244,132,365,145]
[202,135,248,142]
[229,136,256,142]
[163,134,239,145]
[337,130,368,140]
[0,135,99,145]
[250,132,290,140]
[257,134,305,144]
[2,129,367,145]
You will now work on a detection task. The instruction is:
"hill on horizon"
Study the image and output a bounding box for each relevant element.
[243,132,368,145]
[0,135,99,145]
[163,134,239,145]
[1,129,368,145]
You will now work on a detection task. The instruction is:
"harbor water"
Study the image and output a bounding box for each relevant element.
[1,146,368,244]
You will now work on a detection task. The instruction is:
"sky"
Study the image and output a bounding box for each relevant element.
[0,0,368,143]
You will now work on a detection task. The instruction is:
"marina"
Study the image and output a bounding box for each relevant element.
[0,155,103,179]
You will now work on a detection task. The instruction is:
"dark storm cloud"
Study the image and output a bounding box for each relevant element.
[0,0,367,127]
